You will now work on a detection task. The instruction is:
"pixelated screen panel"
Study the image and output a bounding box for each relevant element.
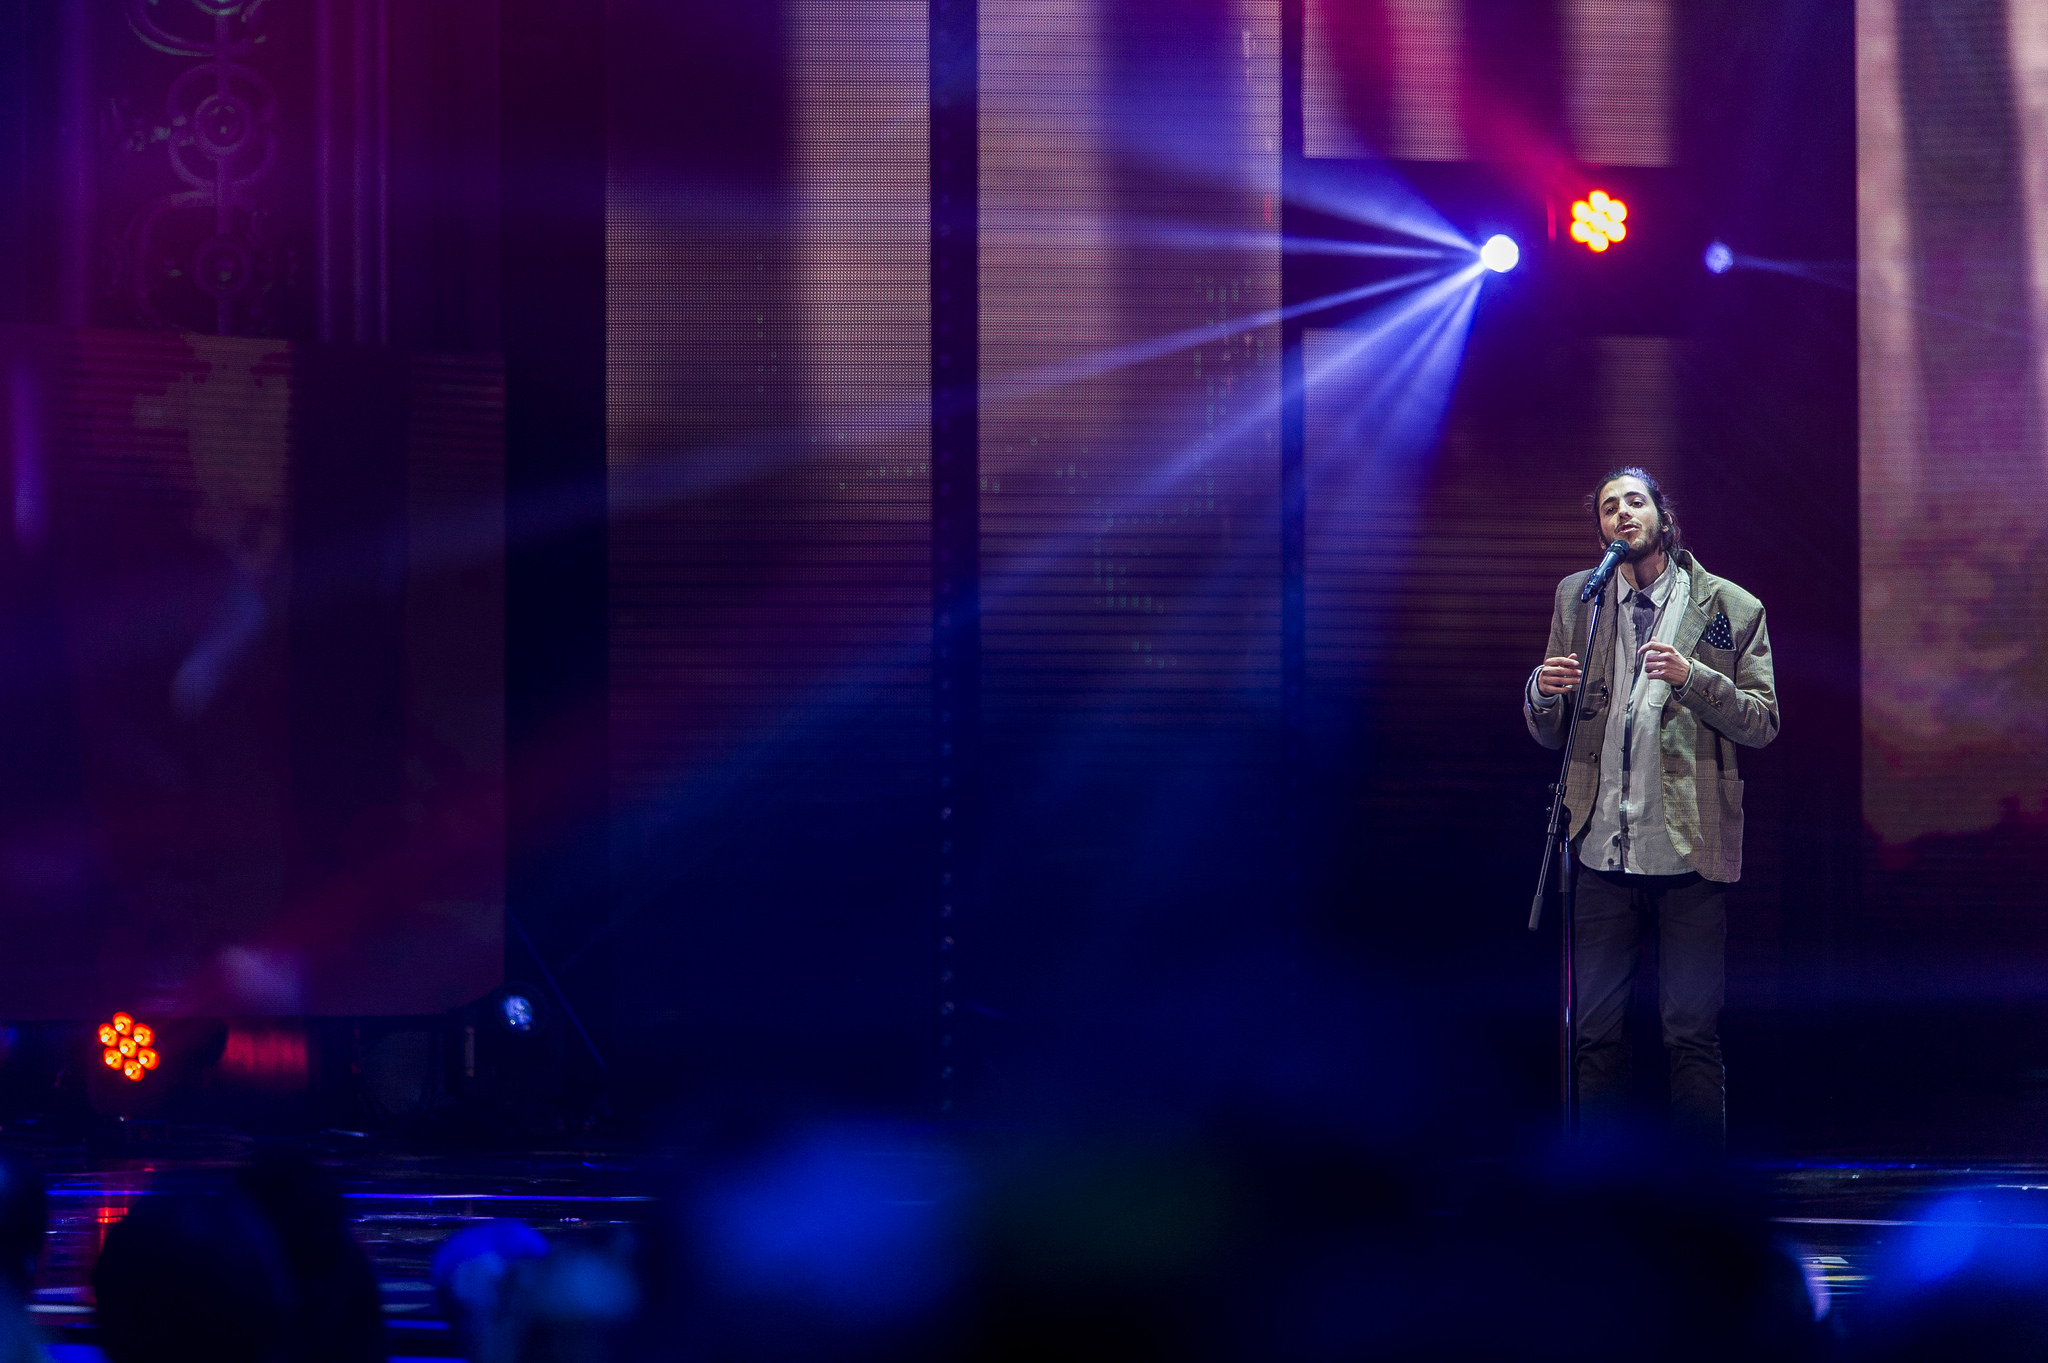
[0,327,503,1018]
[607,0,930,812]
[1305,0,1464,160]
[1304,0,1671,165]
[979,0,1281,736]
[1560,0,1670,167]
[1859,0,2048,851]
[602,0,934,1049]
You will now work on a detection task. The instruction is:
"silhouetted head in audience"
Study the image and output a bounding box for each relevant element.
[94,1190,298,1363]
[0,1153,45,1301]
[235,1150,386,1363]
[0,1151,47,1363]
[436,1219,641,1363]
[434,1219,552,1363]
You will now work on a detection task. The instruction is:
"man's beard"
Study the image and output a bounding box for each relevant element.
[1623,525,1663,562]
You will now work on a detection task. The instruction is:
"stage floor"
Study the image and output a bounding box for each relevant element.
[13,1140,2048,1359]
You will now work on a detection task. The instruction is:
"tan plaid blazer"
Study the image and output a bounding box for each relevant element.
[1526,549,1779,883]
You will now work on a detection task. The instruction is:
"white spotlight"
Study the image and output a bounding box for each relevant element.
[1479,234,1520,274]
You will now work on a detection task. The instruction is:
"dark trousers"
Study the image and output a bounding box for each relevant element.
[1572,863,1727,1150]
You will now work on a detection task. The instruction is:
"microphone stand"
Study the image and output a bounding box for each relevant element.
[1527,580,1607,1136]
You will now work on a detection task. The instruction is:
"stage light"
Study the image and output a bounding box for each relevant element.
[1479,234,1520,273]
[1568,190,1628,253]
[100,1010,156,1082]
[1704,240,1733,275]
[498,989,537,1034]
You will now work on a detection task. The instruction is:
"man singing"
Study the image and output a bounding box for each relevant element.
[1525,467,1779,1149]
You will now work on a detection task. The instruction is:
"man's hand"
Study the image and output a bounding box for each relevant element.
[1535,654,1582,697]
[1639,640,1691,688]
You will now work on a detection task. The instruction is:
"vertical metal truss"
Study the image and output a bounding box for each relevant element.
[930,0,980,1117]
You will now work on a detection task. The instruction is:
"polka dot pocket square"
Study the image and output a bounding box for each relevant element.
[1701,611,1735,650]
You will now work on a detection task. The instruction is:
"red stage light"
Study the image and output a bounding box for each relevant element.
[1569,190,1629,253]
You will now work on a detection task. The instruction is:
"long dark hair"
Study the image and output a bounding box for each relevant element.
[1588,465,1682,555]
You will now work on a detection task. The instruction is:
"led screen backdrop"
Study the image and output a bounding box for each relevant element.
[602,0,1284,1094]
[0,327,504,1018]
[1302,0,1671,165]
[605,0,934,1071]
[977,0,1282,804]
[1859,0,2048,876]
[972,0,1285,1061]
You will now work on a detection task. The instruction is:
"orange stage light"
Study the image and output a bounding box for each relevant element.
[1569,190,1629,253]
[100,1012,156,1081]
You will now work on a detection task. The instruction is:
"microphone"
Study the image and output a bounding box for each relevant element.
[1580,538,1629,602]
